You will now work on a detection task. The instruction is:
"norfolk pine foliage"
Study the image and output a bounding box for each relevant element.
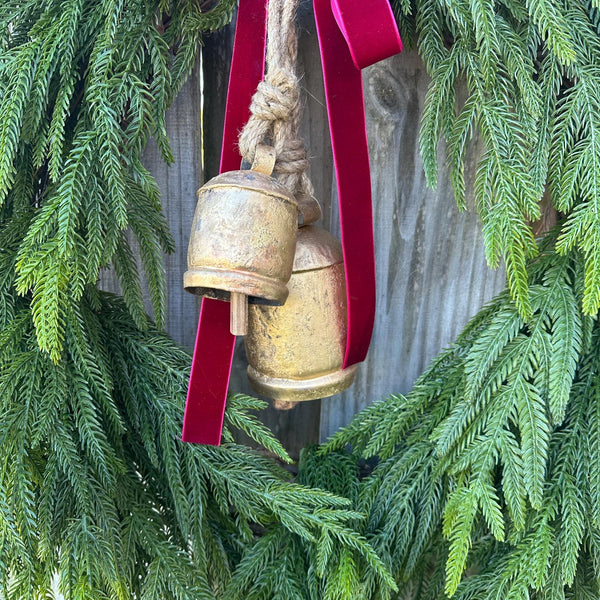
[315,237,599,600]
[0,1,392,599]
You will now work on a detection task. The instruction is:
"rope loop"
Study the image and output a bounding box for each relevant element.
[238,0,312,197]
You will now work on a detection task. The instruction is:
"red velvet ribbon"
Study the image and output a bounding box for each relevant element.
[314,0,402,367]
[182,0,401,445]
[182,0,268,445]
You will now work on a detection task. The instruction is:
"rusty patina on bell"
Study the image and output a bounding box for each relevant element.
[184,171,298,303]
[245,224,357,403]
[184,147,298,334]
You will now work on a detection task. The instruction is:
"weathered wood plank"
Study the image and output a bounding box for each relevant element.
[98,65,202,349]
[297,2,334,232]
[320,51,506,439]
[202,24,234,184]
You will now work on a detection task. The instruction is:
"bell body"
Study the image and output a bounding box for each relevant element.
[245,225,357,402]
[184,170,298,305]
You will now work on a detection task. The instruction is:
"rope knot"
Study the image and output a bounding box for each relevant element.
[238,0,311,198]
[248,72,299,123]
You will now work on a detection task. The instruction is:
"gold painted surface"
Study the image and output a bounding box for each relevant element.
[184,170,298,304]
[247,364,358,403]
[296,194,322,226]
[245,225,357,402]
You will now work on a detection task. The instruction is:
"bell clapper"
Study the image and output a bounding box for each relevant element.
[230,292,248,336]
[272,399,299,411]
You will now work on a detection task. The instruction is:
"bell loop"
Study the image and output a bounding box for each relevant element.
[296,194,322,227]
[251,144,277,176]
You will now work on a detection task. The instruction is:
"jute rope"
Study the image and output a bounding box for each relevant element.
[238,0,312,197]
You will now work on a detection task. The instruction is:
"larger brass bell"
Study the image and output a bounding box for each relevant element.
[184,146,298,334]
[245,222,358,404]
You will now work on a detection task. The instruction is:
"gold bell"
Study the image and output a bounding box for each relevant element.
[184,146,298,335]
[245,223,358,405]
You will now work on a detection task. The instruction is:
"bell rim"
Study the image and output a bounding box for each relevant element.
[247,363,358,402]
[183,267,289,304]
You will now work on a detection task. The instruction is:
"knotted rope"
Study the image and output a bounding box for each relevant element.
[238,0,312,197]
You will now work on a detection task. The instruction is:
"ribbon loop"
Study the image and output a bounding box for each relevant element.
[331,0,402,69]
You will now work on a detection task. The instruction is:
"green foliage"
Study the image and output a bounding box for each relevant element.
[395,0,600,319]
[222,446,397,600]
[313,237,600,600]
[5,1,600,599]
[0,2,394,599]
[0,0,235,360]
[0,288,392,599]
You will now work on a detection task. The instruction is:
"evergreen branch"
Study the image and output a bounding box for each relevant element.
[224,394,292,464]
[525,0,576,65]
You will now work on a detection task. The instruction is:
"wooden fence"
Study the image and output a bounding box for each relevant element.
[101,4,506,458]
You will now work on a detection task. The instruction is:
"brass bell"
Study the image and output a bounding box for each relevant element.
[184,146,298,335]
[245,224,358,405]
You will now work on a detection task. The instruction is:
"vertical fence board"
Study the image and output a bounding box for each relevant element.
[98,66,202,349]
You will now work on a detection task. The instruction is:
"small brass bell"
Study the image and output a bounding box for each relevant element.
[184,146,298,335]
[245,223,358,404]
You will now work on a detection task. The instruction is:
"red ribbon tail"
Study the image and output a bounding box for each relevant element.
[182,0,268,445]
[314,0,401,368]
